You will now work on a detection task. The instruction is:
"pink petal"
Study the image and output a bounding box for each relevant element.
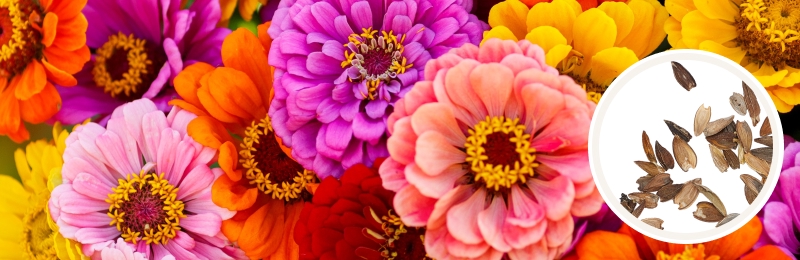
[508,240,548,260]
[140,111,169,164]
[405,163,464,199]
[571,188,603,217]
[410,103,466,147]
[61,212,109,228]
[387,117,417,165]
[470,64,514,117]
[444,233,492,258]
[62,157,116,187]
[530,136,569,153]
[378,158,409,192]
[478,195,511,252]
[180,213,222,237]
[170,231,197,249]
[573,179,596,199]
[171,139,197,180]
[545,216,574,248]
[500,53,545,75]
[518,83,565,134]
[57,218,79,239]
[189,145,216,171]
[75,227,119,244]
[424,53,464,81]
[423,226,450,259]
[428,185,473,230]
[68,123,108,164]
[478,38,523,63]
[177,165,214,201]
[120,99,158,140]
[533,105,591,150]
[528,176,575,221]
[443,60,486,122]
[151,244,171,260]
[504,217,547,250]
[415,131,466,176]
[105,117,142,174]
[185,194,235,220]
[446,188,488,244]
[401,80,437,118]
[166,106,197,136]
[96,131,139,176]
[394,185,437,227]
[507,186,545,228]
[192,241,236,260]
[59,191,108,214]
[536,150,592,183]
[764,202,800,253]
[156,128,182,184]
[72,172,113,200]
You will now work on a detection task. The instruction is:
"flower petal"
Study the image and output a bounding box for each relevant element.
[414,131,467,176]
[488,0,530,40]
[528,176,575,220]
[589,47,639,87]
[527,0,579,43]
[525,26,567,53]
[446,188,488,244]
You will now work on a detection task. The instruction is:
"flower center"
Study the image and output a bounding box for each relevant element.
[240,116,316,202]
[655,244,718,260]
[21,202,56,259]
[342,28,412,101]
[736,0,800,68]
[93,32,166,100]
[0,0,42,78]
[464,116,538,191]
[106,171,186,245]
[363,209,432,260]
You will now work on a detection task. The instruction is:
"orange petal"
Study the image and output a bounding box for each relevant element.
[42,13,58,47]
[577,0,598,10]
[222,28,273,106]
[239,200,285,258]
[704,217,762,259]
[44,44,90,74]
[20,81,60,124]
[266,202,302,260]
[7,121,30,143]
[14,61,46,100]
[221,209,255,243]
[41,60,77,86]
[207,67,265,121]
[257,22,273,51]
[0,84,21,135]
[187,115,233,149]
[576,230,640,260]
[40,0,52,11]
[617,224,660,259]
[219,141,242,182]
[238,0,259,21]
[742,245,793,260]
[174,62,214,110]
[212,174,259,211]
[46,0,86,20]
[53,15,88,51]
[168,99,209,118]
[218,0,237,27]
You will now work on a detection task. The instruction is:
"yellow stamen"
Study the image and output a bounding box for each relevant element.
[464,116,538,190]
[106,171,185,245]
[740,0,800,52]
[0,0,30,61]
[656,244,720,260]
[93,32,154,98]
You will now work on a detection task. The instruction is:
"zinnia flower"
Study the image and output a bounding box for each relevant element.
[51,0,230,126]
[380,38,602,259]
[0,123,88,259]
[472,0,625,22]
[294,158,431,259]
[48,98,242,259]
[571,217,791,259]
[0,0,90,143]
[664,0,800,112]
[171,24,316,259]
[99,238,173,260]
[267,0,487,178]
[757,136,800,256]
[484,0,667,103]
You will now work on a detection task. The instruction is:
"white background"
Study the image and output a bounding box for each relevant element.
[596,59,772,233]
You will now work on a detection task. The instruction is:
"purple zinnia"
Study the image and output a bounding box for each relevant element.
[756,135,800,258]
[52,0,231,125]
[267,0,487,178]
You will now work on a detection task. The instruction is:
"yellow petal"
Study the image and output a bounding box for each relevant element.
[778,67,800,88]
[48,166,63,192]
[0,214,23,243]
[527,0,580,43]
[13,149,32,189]
[589,47,639,86]
[750,64,789,87]
[617,0,669,58]
[664,17,685,48]
[641,0,670,56]
[39,145,62,176]
[55,129,68,156]
[693,0,738,23]
[0,175,28,216]
[545,44,573,68]
[769,87,798,113]
[572,9,617,76]
[666,0,696,21]
[525,26,567,53]
[489,0,530,40]
[597,2,635,45]
[0,240,24,259]
[680,10,738,48]
[54,233,88,260]
[482,26,519,45]
[699,40,747,64]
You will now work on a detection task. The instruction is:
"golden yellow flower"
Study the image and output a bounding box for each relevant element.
[0,123,88,260]
[665,0,800,112]
[484,0,668,103]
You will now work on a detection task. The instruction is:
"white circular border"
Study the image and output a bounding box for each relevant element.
[588,50,784,244]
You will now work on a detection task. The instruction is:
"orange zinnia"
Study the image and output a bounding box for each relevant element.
[569,217,792,260]
[0,0,90,142]
[171,22,313,260]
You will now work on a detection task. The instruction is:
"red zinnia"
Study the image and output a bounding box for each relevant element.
[294,159,431,259]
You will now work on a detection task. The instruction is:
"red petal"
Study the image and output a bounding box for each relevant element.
[312,177,341,205]
[311,228,343,257]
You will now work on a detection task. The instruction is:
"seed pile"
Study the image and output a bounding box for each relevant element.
[620,62,773,231]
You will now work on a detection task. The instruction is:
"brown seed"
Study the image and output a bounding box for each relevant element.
[637,173,674,192]
[635,161,665,176]
[694,104,711,136]
[671,61,697,91]
[674,178,701,210]
[643,131,657,164]
[673,135,697,172]
[657,184,684,202]
[704,115,734,136]
[755,136,772,147]
[642,218,665,230]
[709,144,728,173]
[633,204,645,218]
[738,145,745,165]
[760,117,771,137]
[717,213,739,227]
[707,131,737,150]
[730,93,747,115]
[741,174,763,205]
[693,201,725,222]
[743,82,761,126]
[665,120,692,142]
[751,147,773,163]
[724,149,740,169]
[737,121,752,152]
[629,192,659,209]
[745,153,770,179]
[655,141,674,170]
[620,193,636,213]
[697,184,727,216]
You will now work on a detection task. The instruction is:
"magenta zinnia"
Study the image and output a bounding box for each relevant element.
[48,99,243,259]
[380,38,602,259]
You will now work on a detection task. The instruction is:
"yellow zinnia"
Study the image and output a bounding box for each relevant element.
[664,0,800,112]
[484,0,668,103]
[0,123,87,260]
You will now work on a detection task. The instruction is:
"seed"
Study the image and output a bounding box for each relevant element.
[737,121,752,152]
[742,82,761,126]
[697,184,727,216]
[693,201,725,222]
[751,147,773,163]
[635,161,665,176]
[629,192,659,209]
[642,218,665,230]
[709,144,728,173]
[655,141,675,170]
[643,131,657,164]
[704,115,734,136]
[707,131,737,150]
[671,61,697,91]
[738,145,745,165]
[665,120,692,142]
[730,93,747,115]
[637,173,674,192]
[754,136,772,147]
[620,193,637,213]
[657,184,684,202]
[745,153,770,179]
[673,135,697,172]
[674,178,701,210]
[760,117,771,137]
[633,204,645,218]
[694,104,711,136]
[723,149,740,169]
[741,174,763,205]
[717,213,739,227]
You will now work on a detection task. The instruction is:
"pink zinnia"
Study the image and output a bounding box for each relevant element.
[49,99,243,259]
[380,38,603,259]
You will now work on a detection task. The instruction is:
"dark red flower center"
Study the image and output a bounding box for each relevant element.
[93,32,167,101]
[107,172,186,245]
[253,131,304,185]
[464,116,539,191]
[484,132,520,167]
[117,182,168,233]
[343,28,411,100]
[0,0,43,78]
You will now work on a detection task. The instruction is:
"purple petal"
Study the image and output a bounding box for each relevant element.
[314,154,343,179]
[325,118,353,151]
[322,40,346,61]
[316,99,342,124]
[430,17,460,46]
[311,2,345,42]
[350,1,373,30]
[352,112,385,143]
[391,15,413,35]
[340,100,360,122]
[763,202,800,254]
[334,16,355,42]
[307,52,343,76]
[342,139,364,169]
[365,99,388,119]
[785,142,800,170]
[296,83,334,111]
[780,167,800,231]
[118,0,161,43]
[143,63,171,99]
[280,31,313,56]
